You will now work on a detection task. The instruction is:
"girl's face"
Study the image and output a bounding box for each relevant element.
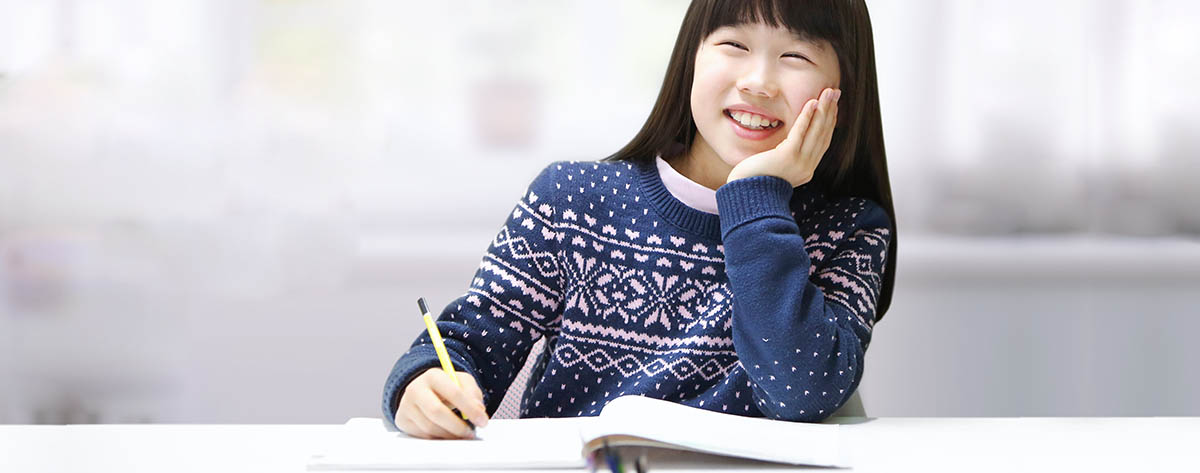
[689,22,841,168]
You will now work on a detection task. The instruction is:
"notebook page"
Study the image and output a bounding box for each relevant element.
[580,395,850,468]
[308,417,587,470]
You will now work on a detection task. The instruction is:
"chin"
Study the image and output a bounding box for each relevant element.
[718,154,747,168]
[718,144,761,166]
[707,146,741,166]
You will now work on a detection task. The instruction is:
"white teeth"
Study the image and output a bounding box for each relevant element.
[729,110,778,130]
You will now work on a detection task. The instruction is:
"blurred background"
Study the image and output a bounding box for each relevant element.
[1,0,1197,424]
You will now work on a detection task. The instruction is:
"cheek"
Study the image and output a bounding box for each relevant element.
[690,71,723,106]
[690,54,736,108]
[786,84,831,116]
[690,80,726,130]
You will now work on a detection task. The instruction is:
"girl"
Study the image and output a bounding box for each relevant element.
[384,0,896,439]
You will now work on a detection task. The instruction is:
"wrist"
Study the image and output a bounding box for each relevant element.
[726,169,755,184]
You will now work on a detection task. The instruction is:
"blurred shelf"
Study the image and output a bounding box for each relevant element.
[356,232,1200,283]
[899,234,1200,282]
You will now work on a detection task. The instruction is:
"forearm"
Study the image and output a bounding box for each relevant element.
[716,176,869,421]
[381,162,568,428]
[725,230,866,420]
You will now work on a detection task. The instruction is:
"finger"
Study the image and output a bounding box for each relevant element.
[783,98,819,155]
[455,371,484,403]
[456,371,490,427]
[800,88,833,153]
[424,372,482,434]
[799,88,835,160]
[817,90,840,155]
[415,389,476,439]
[411,388,464,439]
[395,395,420,434]
[429,370,489,428]
[406,408,456,440]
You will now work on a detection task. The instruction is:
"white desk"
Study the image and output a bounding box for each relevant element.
[2,417,1197,473]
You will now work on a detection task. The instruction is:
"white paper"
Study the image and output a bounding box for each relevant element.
[309,397,850,470]
[307,418,586,470]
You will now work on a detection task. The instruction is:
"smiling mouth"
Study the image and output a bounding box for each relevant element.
[724,109,783,130]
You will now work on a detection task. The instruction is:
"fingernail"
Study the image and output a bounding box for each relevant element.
[833,89,842,102]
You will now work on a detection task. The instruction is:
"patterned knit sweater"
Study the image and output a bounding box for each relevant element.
[383,159,891,427]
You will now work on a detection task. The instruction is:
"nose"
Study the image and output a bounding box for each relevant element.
[736,59,778,98]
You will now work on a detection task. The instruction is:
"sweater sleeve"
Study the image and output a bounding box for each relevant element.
[381,163,565,430]
[714,175,891,422]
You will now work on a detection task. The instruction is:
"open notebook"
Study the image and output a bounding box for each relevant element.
[308,395,850,470]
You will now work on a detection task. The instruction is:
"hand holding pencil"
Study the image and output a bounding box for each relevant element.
[394,298,490,439]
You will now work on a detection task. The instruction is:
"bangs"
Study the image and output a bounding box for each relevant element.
[702,0,844,46]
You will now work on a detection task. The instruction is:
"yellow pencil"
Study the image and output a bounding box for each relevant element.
[417,297,474,428]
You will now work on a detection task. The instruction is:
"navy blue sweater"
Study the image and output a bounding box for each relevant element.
[383,159,891,427]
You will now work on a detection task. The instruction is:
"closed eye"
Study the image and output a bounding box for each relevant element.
[785,53,811,62]
[719,41,812,63]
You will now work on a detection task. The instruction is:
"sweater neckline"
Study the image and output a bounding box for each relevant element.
[655,156,720,215]
[633,159,724,240]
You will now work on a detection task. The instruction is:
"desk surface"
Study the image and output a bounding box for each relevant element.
[2,417,1197,473]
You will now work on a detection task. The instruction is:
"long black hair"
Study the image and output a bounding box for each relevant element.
[604,0,898,320]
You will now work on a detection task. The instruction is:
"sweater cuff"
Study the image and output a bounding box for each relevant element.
[716,175,795,238]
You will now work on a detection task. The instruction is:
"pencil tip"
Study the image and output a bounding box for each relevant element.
[417,297,428,315]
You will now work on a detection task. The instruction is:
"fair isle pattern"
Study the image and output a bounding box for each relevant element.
[553,341,739,380]
[384,159,891,428]
[561,250,734,332]
[561,319,733,349]
[814,226,890,328]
